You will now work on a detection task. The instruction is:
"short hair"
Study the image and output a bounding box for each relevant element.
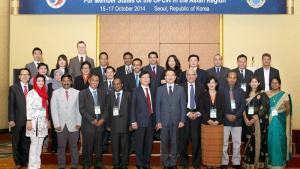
[188,54,199,61]
[99,52,108,59]
[139,70,151,79]
[165,68,176,75]
[80,61,91,69]
[237,54,247,61]
[132,58,143,65]
[123,52,133,59]
[55,54,68,69]
[35,73,46,82]
[104,66,116,73]
[37,62,49,71]
[32,47,42,55]
[61,74,73,81]
[262,53,271,59]
[19,68,31,77]
[77,41,86,47]
[227,70,237,78]
[88,73,100,80]
[148,51,158,58]
[205,76,219,91]
[166,55,181,71]
[113,77,123,84]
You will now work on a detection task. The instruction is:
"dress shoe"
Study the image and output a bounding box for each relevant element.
[233,165,241,169]
[15,165,21,169]
[136,165,143,169]
[71,168,77,169]
[221,165,228,169]
[163,166,168,169]
[170,166,178,169]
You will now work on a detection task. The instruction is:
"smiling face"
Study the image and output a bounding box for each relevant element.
[38,65,48,75]
[189,57,199,68]
[207,78,217,90]
[33,50,42,62]
[214,54,222,67]
[89,75,100,89]
[271,78,281,91]
[165,70,176,84]
[124,54,133,65]
[149,53,158,65]
[249,78,260,91]
[140,73,150,86]
[19,69,30,84]
[186,69,197,83]
[36,77,45,89]
[58,58,67,68]
[77,42,86,55]
[113,78,123,92]
[227,71,237,87]
[237,57,247,69]
[61,76,72,90]
[132,60,142,73]
[81,63,90,75]
[168,57,176,69]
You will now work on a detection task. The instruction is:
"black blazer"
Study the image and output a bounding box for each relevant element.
[79,88,107,132]
[124,73,140,92]
[206,66,230,87]
[182,82,205,114]
[232,68,253,91]
[49,68,69,78]
[142,64,164,95]
[99,80,114,95]
[254,67,280,90]
[131,86,155,128]
[73,75,89,91]
[8,83,33,126]
[115,65,129,82]
[201,90,225,124]
[161,69,183,85]
[107,91,131,133]
[182,68,209,85]
[91,66,106,84]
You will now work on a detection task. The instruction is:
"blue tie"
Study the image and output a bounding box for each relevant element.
[93,90,98,105]
[135,74,139,87]
[190,84,195,109]
[116,92,121,108]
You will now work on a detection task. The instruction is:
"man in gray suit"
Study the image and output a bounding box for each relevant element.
[69,41,95,78]
[207,54,230,87]
[51,74,81,169]
[156,69,186,169]
[25,47,43,77]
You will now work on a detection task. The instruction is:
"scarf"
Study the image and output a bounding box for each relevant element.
[33,77,49,119]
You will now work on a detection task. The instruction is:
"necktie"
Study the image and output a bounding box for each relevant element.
[145,88,152,116]
[168,86,173,96]
[102,67,106,75]
[24,86,28,97]
[65,90,69,101]
[240,69,244,78]
[126,67,131,74]
[92,90,98,106]
[116,92,121,108]
[229,87,234,100]
[108,81,112,91]
[217,67,220,73]
[190,84,195,109]
[135,74,139,87]
[151,66,156,76]
[80,57,83,63]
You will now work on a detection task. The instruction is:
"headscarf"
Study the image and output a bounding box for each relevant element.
[33,76,49,119]
[52,69,63,90]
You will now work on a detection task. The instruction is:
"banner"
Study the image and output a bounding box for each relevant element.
[19,0,287,14]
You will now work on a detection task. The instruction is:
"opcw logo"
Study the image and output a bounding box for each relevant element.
[247,0,266,9]
[46,0,66,9]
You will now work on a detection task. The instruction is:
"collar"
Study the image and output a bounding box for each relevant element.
[188,82,195,86]
[78,54,86,59]
[167,83,174,88]
[115,90,123,96]
[20,82,28,88]
[141,85,150,90]
[89,86,97,93]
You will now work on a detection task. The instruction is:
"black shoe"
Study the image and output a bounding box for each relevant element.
[95,167,106,169]
[233,165,241,169]
[71,168,77,169]
[58,168,65,169]
[163,166,168,169]
[221,165,228,169]
[170,166,177,169]
[136,166,143,169]
[194,167,200,169]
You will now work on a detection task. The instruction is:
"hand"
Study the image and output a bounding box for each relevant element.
[187,112,194,120]
[8,121,15,128]
[55,126,62,132]
[193,113,200,120]
[213,121,219,125]
[131,122,138,130]
[107,127,111,131]
[226,114,233,122]
[207,120,214,125]
[26,121,32,131]
[92,119,98,126]
[48,120,51,129]
[96,119,105,126]
[249,119,255,125]
[161,80,166,84]
[156,123,162,130]
[75,125,81,129]
[178,122,184,128]
[253,115,259,121]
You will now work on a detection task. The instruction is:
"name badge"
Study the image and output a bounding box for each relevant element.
[271,107,278,116]
[210,108,217,119]
[248,106,254,115]
[95,106,101,115]
[231,100,236,109]
[40,108,46,116]
[113,106,119,116]
[241,83,247,92]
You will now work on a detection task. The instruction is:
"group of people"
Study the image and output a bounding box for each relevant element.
[8,40,292,169]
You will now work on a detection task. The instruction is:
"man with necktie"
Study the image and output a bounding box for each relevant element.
[25,47,42,77]
[207,54,230,87]
[124,58,143,92]
[116,52,133,83]
[232,54,253,92]
[91,52,109,84]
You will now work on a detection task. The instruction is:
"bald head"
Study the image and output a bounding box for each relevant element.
[214,54,223,67]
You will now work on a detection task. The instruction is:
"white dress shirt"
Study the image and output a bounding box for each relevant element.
[264,67,270,91]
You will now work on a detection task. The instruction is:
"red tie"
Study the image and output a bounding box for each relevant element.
[145,88,152,116]
[65,90,69,101]
[24,86,28,97]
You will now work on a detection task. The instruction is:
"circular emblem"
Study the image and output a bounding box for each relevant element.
[247,0,266,9]
[46,0,66,9]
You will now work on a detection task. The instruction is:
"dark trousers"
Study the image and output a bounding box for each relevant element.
[161,123,179,167]
[111,132,129,167]
[11,125,30,166]
[102,124,110,152]
[135,116,154,167]
[82,127,104,168]
[178,117,201,168]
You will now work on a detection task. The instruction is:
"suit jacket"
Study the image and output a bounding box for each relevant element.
[142,64,164,95]
[99,80,114,95]
[124,73,140,92]
[220,85,246,127]
[91,66,106,84]
[161,69,184,85]
[156,84,186,125]
[115,65,130,83]
[51,87,81,132]
[107,91,131,133]
[207,66,230,87]
[131,86,155,128]
[232,68,253,91]
[73,75,89,91]
[254,67,280,91]
[69,56,95,78]
[201,90,225,124]
[183,82,205,113]
[50,68,69,78]
[25,62,38,77]
[79,88,107,132]
[182,68,209,85]
[8,83,33,126]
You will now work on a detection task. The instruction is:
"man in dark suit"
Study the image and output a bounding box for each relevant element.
[124,58,142,92]
[25,47,42,77]
[69,41,95,78]
[79,73,107,169]
[107,78,131,169]
[254,53,280,91]
[8,68,32,169]
[179,68,204,169]
[232,54,253,92]
[220,70,246,169]
[115,52,133,83]
[156,69,186,169]
[91,52,109,84]
[207,54,230,87]
[131,71,155,169]
[182,54,209,85]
